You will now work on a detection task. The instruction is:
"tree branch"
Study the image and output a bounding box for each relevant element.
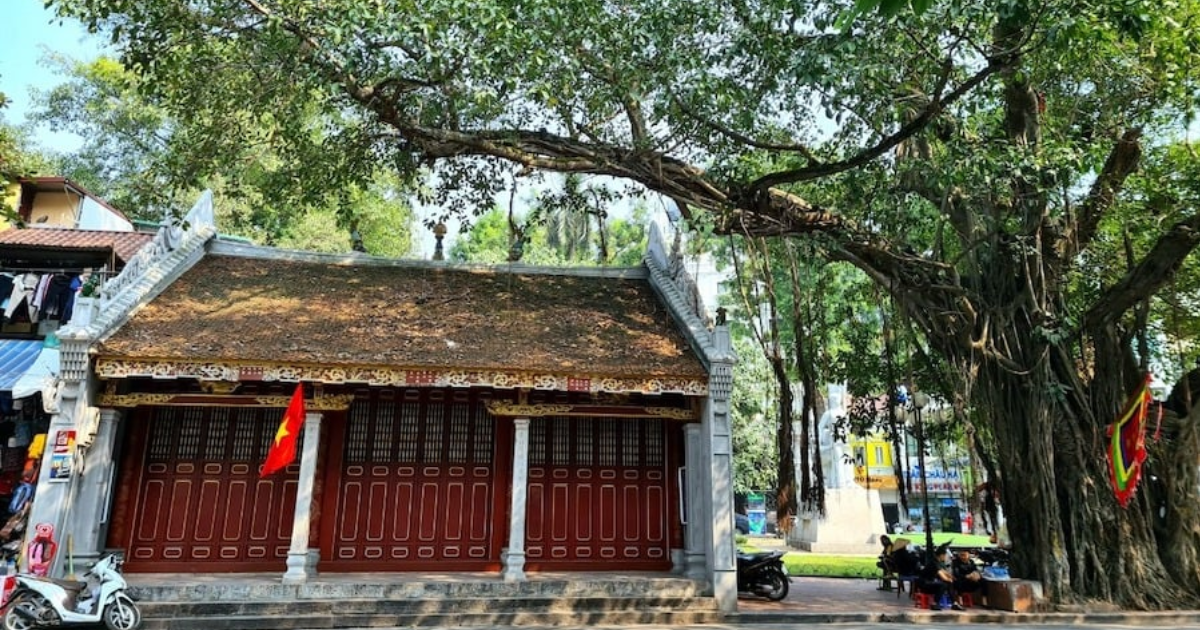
[748,56,1009,191]
[1062,128,1143,258]
[1083,213,1200,332]
[671,96,820,162]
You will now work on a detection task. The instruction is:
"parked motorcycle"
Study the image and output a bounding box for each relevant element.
[736,550,790,601]
[2,554,141,630]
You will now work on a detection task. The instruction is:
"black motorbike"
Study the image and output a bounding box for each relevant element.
[736,550,790,601]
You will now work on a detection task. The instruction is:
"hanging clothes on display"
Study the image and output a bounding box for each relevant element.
[37,275,78,323]
[3,274,39,323]
[0,276,13,310]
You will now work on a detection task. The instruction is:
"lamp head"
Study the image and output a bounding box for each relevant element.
[913,392,930,410]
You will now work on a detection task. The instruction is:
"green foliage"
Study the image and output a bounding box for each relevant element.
[28,54,416,255]
[449,192,647,266]
[731,335,780,494]
[782,553,881,579]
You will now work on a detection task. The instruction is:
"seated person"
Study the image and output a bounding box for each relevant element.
[918,547,957,610]
[877,535,896,590]
[890,538,922,577]
[951,549,983,604]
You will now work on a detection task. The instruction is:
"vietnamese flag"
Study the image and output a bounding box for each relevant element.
[261,383,306,478]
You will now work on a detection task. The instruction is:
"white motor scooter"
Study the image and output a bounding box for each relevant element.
[1,554,141,630]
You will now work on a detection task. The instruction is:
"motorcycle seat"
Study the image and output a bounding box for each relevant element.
[29,576,86,591]
[737,551,779,562]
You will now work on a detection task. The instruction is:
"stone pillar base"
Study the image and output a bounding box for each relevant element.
[282,548,318,584]
[670,548,685,574]
[501,549,526,582]
[684,552,707,580]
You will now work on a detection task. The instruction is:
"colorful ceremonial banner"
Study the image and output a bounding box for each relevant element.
[1106,373,1153,508]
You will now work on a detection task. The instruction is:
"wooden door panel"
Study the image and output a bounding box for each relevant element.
[123,407,296,572]
[526,417,670,570]
[326,389,498,571]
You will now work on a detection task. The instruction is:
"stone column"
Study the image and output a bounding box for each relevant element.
[501,418,530,582]
[683,423,706,578]
[68,408,122,570]
[27,381,81,577]
[282,412,322,584]
[707,325,738,612]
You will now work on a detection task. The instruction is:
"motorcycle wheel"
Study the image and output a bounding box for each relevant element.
[103,597,142,630]
[760,569,790,601]
[2,594,41,630]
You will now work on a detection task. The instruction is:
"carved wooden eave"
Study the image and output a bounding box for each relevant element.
[93,357,710,397]
[98,392,356,410]
[485,401,698,421]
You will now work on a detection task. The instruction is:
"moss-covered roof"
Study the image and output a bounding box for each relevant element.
[96,254,707,381]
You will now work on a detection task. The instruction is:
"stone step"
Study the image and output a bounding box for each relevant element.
[141,608,724,630]
[140,596,719,617]
[130,578,709,602]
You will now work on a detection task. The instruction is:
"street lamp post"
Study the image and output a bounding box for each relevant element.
[912,391,935,563]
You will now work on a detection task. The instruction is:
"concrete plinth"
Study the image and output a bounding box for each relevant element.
[790,486,887,554]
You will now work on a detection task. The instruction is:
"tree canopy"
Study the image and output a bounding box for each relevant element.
[26,54,417,255]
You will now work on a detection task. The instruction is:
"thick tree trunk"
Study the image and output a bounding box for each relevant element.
[974,360,1070,598]
[947,334,1200,608]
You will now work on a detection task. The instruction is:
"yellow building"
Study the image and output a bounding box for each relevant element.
[3,177,132,231]
[850,433,898,490]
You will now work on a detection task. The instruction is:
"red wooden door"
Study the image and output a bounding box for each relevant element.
[525,417,670,570]
[119,406,296,572]
[323,389,501,571]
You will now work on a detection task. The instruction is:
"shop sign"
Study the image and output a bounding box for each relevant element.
[854,469,900,489]
[48,429,76,483]
[907,464,963,493]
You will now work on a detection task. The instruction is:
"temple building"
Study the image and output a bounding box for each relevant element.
[29,193,742,610]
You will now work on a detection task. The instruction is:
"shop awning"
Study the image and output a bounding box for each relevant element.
[0,340,58,398]
[12,346,58,399]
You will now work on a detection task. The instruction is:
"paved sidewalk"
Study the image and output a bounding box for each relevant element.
[732,576,1200,625]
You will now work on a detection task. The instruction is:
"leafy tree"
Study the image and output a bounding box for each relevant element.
[29,54,417,255]
[730,334,779,494]
[53,0,1200,606]
[450,198,648,266]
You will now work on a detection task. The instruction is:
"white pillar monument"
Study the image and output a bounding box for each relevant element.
[282,412,322,584]
[501,417,531,582]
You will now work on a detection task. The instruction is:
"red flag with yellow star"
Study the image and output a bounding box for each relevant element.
[261,383,305,478]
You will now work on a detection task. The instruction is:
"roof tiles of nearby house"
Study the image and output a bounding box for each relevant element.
[95,254,708,380]
[0,227,153,263]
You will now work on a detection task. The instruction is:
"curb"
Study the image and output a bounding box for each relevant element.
[728,611,1200,625]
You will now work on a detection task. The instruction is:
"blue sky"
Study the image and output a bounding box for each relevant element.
[0,0,107,153]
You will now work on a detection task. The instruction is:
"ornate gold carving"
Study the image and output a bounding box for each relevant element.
[95,358,710,396]
[98,393,178,407]
[199,381,241,395]
[644,407,699,420]
[252,395,355,411]
[485,402,697,420]
[98,393,355,410]
[485,403,574,417]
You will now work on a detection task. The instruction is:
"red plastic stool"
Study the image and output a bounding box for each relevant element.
[960,593,975,609]
[914,592,934,609]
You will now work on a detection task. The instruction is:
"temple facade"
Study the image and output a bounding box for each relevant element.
[29,193,742,610]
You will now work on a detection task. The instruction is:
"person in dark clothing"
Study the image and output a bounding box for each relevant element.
[890,538,922,576]
[918,548,957,610]
[951,549,983,605]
